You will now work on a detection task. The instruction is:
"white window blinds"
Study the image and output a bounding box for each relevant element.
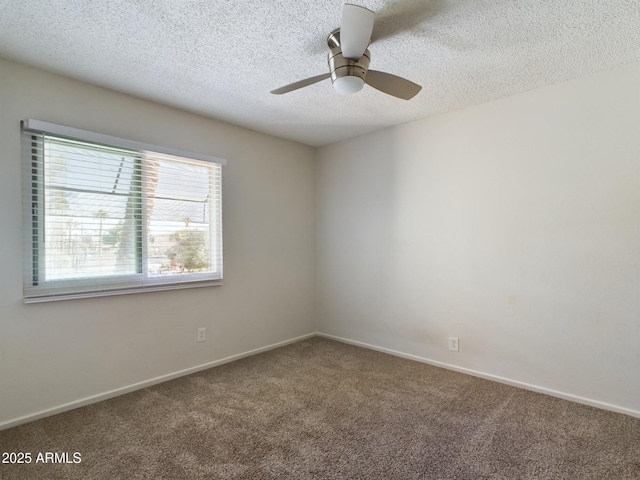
[22,120,225,303]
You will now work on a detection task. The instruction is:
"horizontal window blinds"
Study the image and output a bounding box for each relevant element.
[22,120,224,303]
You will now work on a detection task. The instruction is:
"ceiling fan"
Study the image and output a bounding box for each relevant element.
[271,3,422,100]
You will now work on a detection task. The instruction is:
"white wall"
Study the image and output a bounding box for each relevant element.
[2,57,638,428]
[316,63,640,415]
[0,58,316,427]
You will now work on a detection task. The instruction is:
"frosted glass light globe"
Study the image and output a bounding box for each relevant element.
[333,75,365,95]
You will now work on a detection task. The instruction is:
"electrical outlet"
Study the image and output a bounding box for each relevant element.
[449,337,459,352]
[197,327,206,343]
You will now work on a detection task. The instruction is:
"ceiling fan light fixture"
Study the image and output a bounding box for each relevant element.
[332,75,365,95]
[270,7,421,100]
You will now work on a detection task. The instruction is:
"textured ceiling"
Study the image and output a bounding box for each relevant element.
[1,0,639,147]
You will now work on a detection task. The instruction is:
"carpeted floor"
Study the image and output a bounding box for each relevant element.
[1,337,639,479]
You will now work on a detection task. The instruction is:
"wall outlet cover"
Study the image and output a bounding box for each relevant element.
[197,327,206,343]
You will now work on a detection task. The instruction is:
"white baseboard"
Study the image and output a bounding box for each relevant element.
[4,331,638,431]
[317,332,640,419]
[0,332,316,431]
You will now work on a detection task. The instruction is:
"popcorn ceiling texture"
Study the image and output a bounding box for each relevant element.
[0,0,638,146]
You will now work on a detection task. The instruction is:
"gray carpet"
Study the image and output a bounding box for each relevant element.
[1,337,639,479]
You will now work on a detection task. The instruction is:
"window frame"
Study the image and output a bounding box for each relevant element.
[22,120,225,303]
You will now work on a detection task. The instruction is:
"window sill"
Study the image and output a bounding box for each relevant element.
[24,279,223,304]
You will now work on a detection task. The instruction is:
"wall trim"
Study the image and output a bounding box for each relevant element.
[4,330,638,431]
[317,332,640,419]
[0,332,316,431]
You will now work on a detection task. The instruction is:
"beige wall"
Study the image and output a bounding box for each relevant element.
[0,58,316,427]
[316,63,640,415]
[2,56,639,427]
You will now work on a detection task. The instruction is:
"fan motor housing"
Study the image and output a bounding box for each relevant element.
[327,29,370,83]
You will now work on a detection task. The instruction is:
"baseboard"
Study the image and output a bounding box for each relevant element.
[0,332,316,431]
[5,330,637,431]
[317,332,640,419]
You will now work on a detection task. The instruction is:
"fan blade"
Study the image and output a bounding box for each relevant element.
[340,4,374,60]
[365,70,422,100]
[270,73,331,95]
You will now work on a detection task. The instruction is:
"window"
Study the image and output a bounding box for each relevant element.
[22,120,224,302]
